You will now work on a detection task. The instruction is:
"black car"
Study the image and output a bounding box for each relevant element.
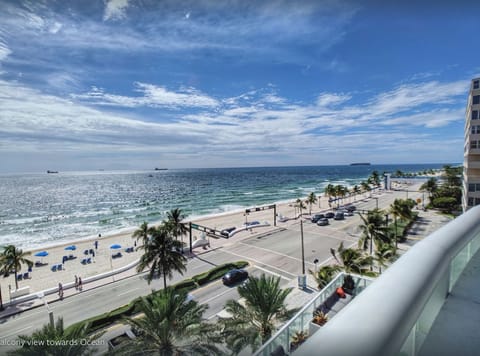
[345,205,357,212]
[334,212,345,220]
[317,218,329,226]
[222,269,249,285]
[325,212,335,219]
[311,214,325,223]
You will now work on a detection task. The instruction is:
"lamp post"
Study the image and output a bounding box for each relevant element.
[314,258,319,273]
[298,219,306,289]
[374,197,379,210]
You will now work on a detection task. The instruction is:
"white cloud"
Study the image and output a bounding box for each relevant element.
[0,40,11,62]
[72,82,219,109]
[316,93,351,107]
[103,0,131,21]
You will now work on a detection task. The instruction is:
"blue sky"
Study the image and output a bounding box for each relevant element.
[0,0,478,173]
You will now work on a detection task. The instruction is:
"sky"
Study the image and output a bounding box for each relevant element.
[0,0,479,173]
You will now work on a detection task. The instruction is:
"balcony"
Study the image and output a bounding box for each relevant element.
[259,205,480,356]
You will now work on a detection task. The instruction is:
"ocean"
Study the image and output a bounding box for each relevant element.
[0,164,444,249]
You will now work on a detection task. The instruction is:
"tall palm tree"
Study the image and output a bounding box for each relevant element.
[357,210,389,270]
[324,184,335,207]
[389,199,413,249]
[309,265,341,289]
[295,198,306,218]
[219,274,298,354]
[0,245,33,289]
[166,208,189,248]
[306,192,317,215]
[352,185,361,201]
[330,242,375,276]
[360,181,371,198]
[132,221,154,247]
[122,288,222,356]
[136,225,187,289]
[420,177,438,205]
[374,241,396,274]
[9,317,102,356]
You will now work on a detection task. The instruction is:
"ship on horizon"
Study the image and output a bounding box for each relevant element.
[47,170,58,173]
[349,162,371,166]
[154,168,168,171]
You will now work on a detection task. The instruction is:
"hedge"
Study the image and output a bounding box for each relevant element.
[66,260,249,334]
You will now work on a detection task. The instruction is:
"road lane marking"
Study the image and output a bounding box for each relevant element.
[201,287,236,305]
[252,264,290,281]
[221,249,297,278]
[118,288,139,296]
[3,326,31,338]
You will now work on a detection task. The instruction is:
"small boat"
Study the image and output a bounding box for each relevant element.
[350,163,371,166]
[154,168,168,171]
[47,170,58,174]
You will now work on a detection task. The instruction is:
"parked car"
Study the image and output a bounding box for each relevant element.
[222,269,249,285]
[325,212,335,219]
[343,210,354,216]
[317,218,329,226]
[334,212,345,220]
[311,214,325,223]
[221,227,236,237]
[345,205,357,212]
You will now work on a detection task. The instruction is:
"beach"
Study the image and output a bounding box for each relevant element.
[1,181,424,304]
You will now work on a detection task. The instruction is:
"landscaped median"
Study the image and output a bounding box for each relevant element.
[66,260,249,334]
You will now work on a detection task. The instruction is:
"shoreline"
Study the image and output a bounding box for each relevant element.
[13,175,434,254]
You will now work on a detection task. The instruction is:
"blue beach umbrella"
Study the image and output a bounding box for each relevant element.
[34,251,49,257]
[110,244,122,249]
[64,245,76,251]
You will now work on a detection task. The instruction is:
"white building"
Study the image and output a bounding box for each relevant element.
[463,77,480,212]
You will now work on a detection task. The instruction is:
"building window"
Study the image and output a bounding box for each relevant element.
[476,184,480,191]
[475,198,480,205]
[473,110,479,120]
[468,197,474,206]
[475,80,480,89]
[472,126,477,134]
[469,184,475,192]
[473,95,480,105]
[471,140,478,149]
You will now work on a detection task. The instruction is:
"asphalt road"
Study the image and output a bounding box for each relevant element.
[0,188,423,353]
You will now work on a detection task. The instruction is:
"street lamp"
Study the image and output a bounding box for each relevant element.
[313,258,319,273]
[298,219,306,289]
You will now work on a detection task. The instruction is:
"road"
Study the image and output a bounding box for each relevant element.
[0,188,423,353]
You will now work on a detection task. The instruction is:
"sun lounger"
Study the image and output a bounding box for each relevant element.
[112,252,122,259]
[57,264,63,270]
[17,274,23,281]
[87,258,91,264]
[84,249,89,255]
[81,258,87,264]
[23,272,29,279]
[51,265,57,272]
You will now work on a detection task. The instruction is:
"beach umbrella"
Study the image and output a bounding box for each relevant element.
[110,244,122,249]
[34,251,49,257]
[64,245,76,251]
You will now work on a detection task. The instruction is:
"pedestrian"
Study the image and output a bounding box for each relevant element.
[74,275,78,290]
[58,283,63,299]
[92,250,95,258]
[134,240,137,248]
[98,233,101,238]
[94,240,98,250]
[78,277,83,291]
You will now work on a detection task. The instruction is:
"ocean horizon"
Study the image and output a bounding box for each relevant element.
[0,164,449,249]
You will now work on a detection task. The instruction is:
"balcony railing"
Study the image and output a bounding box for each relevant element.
[254,272,374,356]
[296,205,480,356]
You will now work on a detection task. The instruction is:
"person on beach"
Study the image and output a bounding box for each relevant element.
[94,240,98,250]
[74,275,78,289]
[78,277,82,291]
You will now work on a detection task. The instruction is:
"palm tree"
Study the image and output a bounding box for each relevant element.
[219,274,298,354]
[352,185,361,201]
[360,181,371,198]
[136,225,187,289]
[330,242,375,276]
[309,265,341,289]
[324,184,335,207]
[420,177,438,205]
[0,245,33,289]
[9,317,102,356]
[295,198,306,218]
[165,208,189,248]
[374,241,396,274]
[389,199,413,249]
[122,288,222,356]
[306,192,317,215]
[132,221,154,247]
[357,210,389,270]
